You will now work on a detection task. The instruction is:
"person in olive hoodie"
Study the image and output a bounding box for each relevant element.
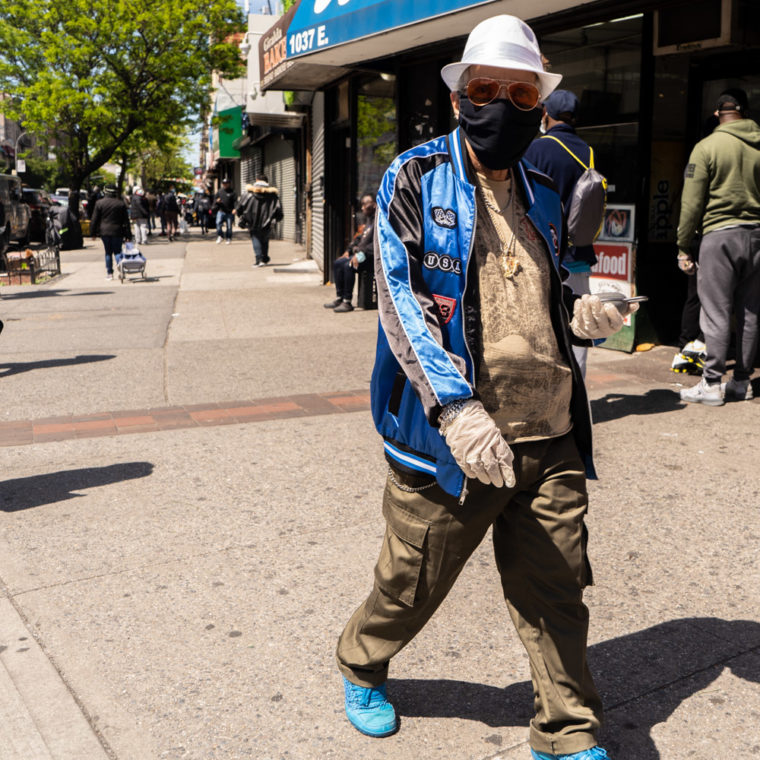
[90,186,131,280]
[678,89,760,406]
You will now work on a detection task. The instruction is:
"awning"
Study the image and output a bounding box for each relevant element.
[259,1,351,92]
[262,0,607,90]
[286,0,494,61]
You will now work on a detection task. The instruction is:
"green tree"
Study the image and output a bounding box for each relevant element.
[0,0,244,213]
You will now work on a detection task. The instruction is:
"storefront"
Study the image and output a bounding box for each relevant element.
[263,0,760,341]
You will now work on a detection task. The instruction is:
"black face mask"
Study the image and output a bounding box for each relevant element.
[458,96,542,170]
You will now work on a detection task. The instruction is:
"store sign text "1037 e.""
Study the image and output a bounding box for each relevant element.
[289,25,329,55]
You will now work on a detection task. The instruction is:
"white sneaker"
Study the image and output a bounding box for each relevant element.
[681,339,707,359]
[216,236,223,244]
[680,378,724,406]
[225,240,231,245]
[721,377,754,401]
[105,274,113,280]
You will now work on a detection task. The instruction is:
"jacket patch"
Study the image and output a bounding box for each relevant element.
[433,294,457,324]
[432,207,457,228]
[685,163,696,178]
[520,216,539,241]
[423,251,462,275]
[548,223,559,254]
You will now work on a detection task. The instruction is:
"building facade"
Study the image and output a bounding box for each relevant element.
[261,0,760,342]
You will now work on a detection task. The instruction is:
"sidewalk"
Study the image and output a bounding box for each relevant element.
[1,233,759,760]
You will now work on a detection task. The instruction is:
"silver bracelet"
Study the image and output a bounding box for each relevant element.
[438,398,469,436]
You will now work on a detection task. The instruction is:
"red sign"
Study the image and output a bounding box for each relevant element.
[591,242,632,283]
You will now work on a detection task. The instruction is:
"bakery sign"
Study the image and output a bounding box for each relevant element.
[259,3,299,90]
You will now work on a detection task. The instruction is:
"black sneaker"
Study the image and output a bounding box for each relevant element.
[334,301,354,313]
[324,298,342,309]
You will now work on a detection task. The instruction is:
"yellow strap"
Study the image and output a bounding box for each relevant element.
[540,135,594,171]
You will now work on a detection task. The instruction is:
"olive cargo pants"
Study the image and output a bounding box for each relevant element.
[336,433,603,755]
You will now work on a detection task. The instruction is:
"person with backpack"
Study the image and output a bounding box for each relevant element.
[195,188,212,235]
[524,90,605,375]
[235,175,282,266]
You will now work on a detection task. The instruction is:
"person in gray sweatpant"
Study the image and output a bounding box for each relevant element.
[677,88,760,406]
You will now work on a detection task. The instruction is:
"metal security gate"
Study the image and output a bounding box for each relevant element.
[241,147,263,188]
[311,92,326,273]
[264,138,296,241]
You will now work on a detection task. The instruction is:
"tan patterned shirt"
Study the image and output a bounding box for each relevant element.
[474,171,573,443]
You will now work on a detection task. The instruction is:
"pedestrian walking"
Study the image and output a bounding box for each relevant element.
[145,189,158,235]
[524,90,600,376]
[164,189,179,242]
[236,175,283,265]
[335,15,636,760]
[90,186,131,280]
[156,192,167,236]
[677,88,760,406]
[129,187,150,245]
[86,185,103,220]
[214,179,236,245]
[195,188,212,235]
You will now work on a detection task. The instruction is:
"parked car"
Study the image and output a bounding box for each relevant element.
[21,187,53,242]
[50,192,85,220]
[0,174,32,257]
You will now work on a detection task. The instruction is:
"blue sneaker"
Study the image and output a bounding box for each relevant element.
[531,747,611,760]
[342,676,398,737]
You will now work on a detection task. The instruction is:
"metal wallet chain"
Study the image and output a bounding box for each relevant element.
[387,466,437,493]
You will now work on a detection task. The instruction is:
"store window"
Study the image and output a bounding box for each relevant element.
[355,73,397,199]
[540,15,643,205]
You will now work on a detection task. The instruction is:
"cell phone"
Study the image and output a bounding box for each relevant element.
[596,292,648,304]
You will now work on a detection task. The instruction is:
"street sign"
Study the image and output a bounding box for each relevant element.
[16,159,26,173]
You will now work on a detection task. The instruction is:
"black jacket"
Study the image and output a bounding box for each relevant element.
[90,196,130,237]
[130,194,150,219]
[237,185,283,232]
[348,217,375,262]
[215,187,237,213]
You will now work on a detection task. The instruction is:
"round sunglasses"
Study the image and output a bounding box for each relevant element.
[464,77,541,110]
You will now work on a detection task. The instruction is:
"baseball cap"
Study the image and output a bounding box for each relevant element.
[544,90,578,119]
[716,88,748,115]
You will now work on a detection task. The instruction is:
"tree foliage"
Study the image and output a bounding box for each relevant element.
[0,0,244,201]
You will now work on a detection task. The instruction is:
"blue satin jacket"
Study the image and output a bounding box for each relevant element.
[371,127,595,499]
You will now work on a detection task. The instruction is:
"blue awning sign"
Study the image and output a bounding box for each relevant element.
[287,0,491,59]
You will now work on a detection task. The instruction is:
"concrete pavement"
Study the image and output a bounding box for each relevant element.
[0,231,759,759]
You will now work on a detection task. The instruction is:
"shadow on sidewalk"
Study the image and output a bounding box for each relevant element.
[591,389,684,423]
[0,462,154,511]
[392,617,760,758]
[0,289,113,299]
[0,354,115,378]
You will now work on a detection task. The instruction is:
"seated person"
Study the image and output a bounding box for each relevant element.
[323,193,376,313]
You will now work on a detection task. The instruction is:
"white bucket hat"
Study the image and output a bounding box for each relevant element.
[441,15,562,99]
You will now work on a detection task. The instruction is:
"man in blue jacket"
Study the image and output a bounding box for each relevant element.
[335,15,637,760]
[524,90,597,375]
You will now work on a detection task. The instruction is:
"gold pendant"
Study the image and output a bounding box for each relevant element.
[501,252,520,278]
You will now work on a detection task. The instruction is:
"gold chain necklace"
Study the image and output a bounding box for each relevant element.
[478,172,520,279]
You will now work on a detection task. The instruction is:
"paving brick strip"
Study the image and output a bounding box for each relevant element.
[0,366,632,448]
[0,390,372,447]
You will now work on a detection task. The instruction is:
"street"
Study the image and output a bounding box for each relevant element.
[0,232,759,760]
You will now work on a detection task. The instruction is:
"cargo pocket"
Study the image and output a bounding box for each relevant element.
[375,499,430,607]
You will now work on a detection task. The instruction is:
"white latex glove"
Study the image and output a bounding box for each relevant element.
[570,294,638,340]
[442,400,515,488]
